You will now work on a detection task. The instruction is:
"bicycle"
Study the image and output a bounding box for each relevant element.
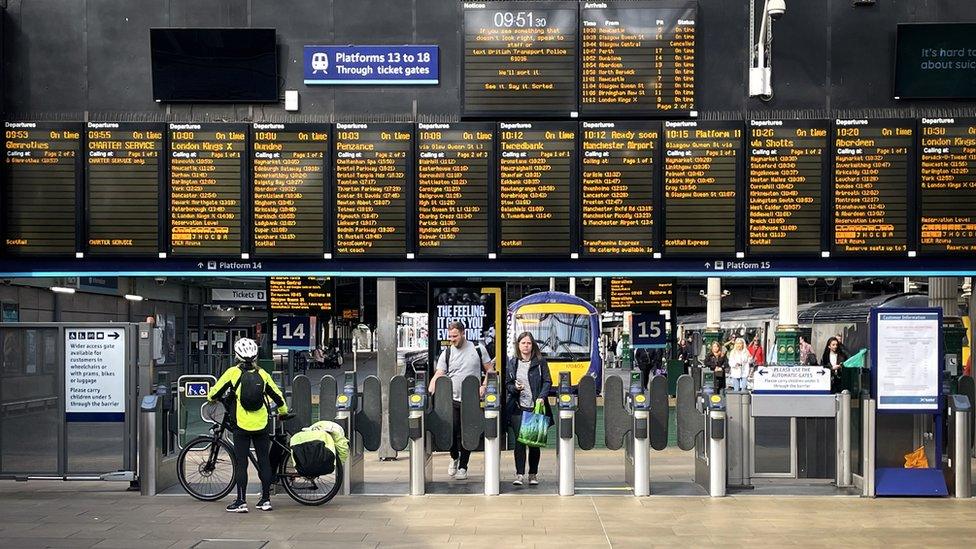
[177,401,342,506]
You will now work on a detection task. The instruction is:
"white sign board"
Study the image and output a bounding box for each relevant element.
[211,288,267,303]
[876,311,940,411]
[752,366,831,393]
[65,327,126,417]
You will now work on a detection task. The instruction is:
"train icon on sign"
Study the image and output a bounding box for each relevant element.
[311,52,329,74]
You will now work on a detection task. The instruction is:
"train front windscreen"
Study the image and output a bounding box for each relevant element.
[511,311,594,386]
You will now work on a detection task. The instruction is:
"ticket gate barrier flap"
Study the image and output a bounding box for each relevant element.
[287,374,313,432]
[357,376,383,452]
[604,375,630,451]
[319,374,338,422]
[389,375,410,452]
[575,374,597,450]
[461,376,484,451]
[428,376,454,451]
[676,374,701,451]
[649,375,670,451]
[958,375,975,452]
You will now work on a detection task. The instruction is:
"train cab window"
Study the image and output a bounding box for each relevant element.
[512,312,592,361]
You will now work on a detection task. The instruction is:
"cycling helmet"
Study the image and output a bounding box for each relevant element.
[234,337,259,362]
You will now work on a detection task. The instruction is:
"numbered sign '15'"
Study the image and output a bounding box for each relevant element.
[631,312,668,348]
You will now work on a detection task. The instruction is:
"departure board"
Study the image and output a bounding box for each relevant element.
[86,122,163,255]
[747,119,828,255]
[832,119,913,255]
[607,277,674,312]
[663,120,743,255]
[168,123,246,256]
[581,121,658,256]
[919,117,976,254]
[333,123,412,257]
[252,123,329,256]
[2,122,81,255]
[268,276,333,313]
[417,122,494,257]
[498,122,577,256]
[462,1,578,117]
[580,1,697,116]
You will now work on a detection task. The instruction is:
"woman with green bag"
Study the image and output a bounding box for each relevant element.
[505,332,553,486]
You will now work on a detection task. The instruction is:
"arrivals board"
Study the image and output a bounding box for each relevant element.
[417,122,494,257]
[919,117,976,254]
[168,123,246,256]
[663,120,742,255]
[86,122,164,256]
[832,119,914,255]
[747,119,828,255]
[498,122,577,256]
[580,1,697,116]
[607,277,674,312]
[581,121,658,256]
[462,1,578,117]
[252,123,329,256]
[333,123,413,257]
[268,276,333,313]
[2,122,81,255]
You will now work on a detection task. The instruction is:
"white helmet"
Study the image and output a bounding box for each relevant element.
[234,337,259,361]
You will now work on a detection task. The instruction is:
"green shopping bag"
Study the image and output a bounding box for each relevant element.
[517,400,549,448]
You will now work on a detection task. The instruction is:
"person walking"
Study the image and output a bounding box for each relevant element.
[505,332,553,486]
[429,321,493,481]
[703,340,729,393]
[207,338,288,513]
[727,337,752,391]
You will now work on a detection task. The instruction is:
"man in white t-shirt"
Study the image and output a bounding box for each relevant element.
[428,321,493,480]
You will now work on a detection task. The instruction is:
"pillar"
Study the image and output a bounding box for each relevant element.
[569,277,576,296]
[621,311,633,369]
[703,277,723,348]
[929,277,966,377]
[549,277,556,292]
[594,277,603,303]
[776,277,799,364]
[376,277,397,459]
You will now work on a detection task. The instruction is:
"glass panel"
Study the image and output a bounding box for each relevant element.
[754,416,792,474]
[512,313,591,362]
[66,422,125,474]
[1,328,60,474]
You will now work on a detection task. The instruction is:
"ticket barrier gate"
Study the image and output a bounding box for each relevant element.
[315,372,382,495]
[676,375,727,497]
[483,372,501,495]
[945,395,972,498]
[604,372,669,496]
[557,372,576,496]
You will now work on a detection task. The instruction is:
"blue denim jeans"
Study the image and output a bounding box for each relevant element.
[730,376,748,391]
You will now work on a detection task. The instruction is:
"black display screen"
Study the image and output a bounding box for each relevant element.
[498,121,577,256]
[919,117,976,254]
[607,277,674,312]
[150,28,278,103]
[747,119,828,256]
[3,122,82,255]
[86,122,164,256]
[894,23,976,100]
[268,276,333,314]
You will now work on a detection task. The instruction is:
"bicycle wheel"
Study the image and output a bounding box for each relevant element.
[281,457,343,506]
[177,436,237,501]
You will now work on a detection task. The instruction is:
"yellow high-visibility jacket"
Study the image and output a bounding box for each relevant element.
[207,363,288,432]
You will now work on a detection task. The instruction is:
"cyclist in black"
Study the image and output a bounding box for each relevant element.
[207,337,288,512]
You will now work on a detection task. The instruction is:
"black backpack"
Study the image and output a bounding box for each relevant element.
[235,366,266,412]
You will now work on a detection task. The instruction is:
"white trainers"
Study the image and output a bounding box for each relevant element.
[448,459,459,477]
[528,474,539,485]
[454,468,468,480]
[512,474,524,486]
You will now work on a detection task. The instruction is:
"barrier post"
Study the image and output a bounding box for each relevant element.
[836,390,852,487]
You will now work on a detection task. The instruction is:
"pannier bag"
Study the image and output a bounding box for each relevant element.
[290,428,337,477]
[308,420,350,464]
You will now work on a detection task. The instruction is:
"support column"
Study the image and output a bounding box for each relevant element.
[621,312,632,369]
[594,277,603,303]
[376,277,398,459]
[549,277,556,292]
[703,278,723,348]
[569,277,576,296]
[929,277,965,378]
[776,277,799,364]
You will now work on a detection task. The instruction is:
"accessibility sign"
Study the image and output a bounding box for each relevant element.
[185,382,210,397]
[65,327,126,421]
[752,365,830,393]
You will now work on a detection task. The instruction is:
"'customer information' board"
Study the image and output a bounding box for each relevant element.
[872,308,942,412]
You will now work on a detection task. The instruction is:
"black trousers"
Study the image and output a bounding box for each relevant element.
[232,428,272,501]
[509,412,542,475]
[450,401,471,469]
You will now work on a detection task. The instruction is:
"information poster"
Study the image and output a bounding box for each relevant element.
[498,121,577,256]
[3,121,82,255]
[252,123,329,256]
[874,310,941,411]
[86,122,164,255]
[581,121,658,257]
[65,327,126,420]
[333,123,412,257]
[832,118,913,255]
[462,1,578,116]
[168,123,246,256]
[580,0,697,115]
[607,278,674,312]
[747,119,828,255]
[417,122,493,256]
[429,285,503,369]
[663,120,742,255]
[919,117,976,254]
[268,276,333,314]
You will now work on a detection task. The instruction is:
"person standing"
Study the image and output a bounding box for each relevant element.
[747,334,766,366]
[703,340,728,393]
[727,337,752,391]
[821,337,848,393]
[798,335,818,365]
[428,321,493,481]
[505,332,553,486]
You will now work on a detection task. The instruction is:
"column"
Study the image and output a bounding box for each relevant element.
[376,277,397,459]
[569,277,576,296]
[703,277,723,348]
[929,277,965,377]
[594,277,603,303]
[776,277,799,363]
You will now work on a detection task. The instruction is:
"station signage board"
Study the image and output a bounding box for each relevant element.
[65,327,126,421]
[211,288,267,303]
[873,309,942,412]
[304,45,439,85]
[752,366,831,393]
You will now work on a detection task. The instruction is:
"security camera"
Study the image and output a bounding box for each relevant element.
[766,0,786,20]
[154,276,167,286]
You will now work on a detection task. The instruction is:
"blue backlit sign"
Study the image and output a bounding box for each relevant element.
[304,45,439,85]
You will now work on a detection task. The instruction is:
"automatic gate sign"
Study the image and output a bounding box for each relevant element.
[65,327,126,421]
[631,312,668,348]
[752,366,831,393]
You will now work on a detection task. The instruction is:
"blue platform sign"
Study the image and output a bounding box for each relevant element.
[304,45,439,85]
[274,316,312,350]
[631,312,669,349]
